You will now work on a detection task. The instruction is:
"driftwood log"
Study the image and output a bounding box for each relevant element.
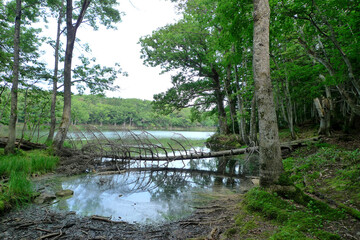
[0,137,46,150]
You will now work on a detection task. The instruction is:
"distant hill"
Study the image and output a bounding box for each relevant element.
[71,95,215,129]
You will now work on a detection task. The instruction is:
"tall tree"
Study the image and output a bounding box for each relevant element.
[53,0,121,149]
[53,0,90,149]
[4,0,22,154]
[253,0,283,186]
[140,16,230,134]
[46,0,64,144]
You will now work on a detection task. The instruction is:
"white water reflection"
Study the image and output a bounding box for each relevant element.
[52,130,257,224]
[68,130,214,141]
[53,170,248,224]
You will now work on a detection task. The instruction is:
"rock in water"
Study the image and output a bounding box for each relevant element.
[34,192,56,204]
[55,189,74,198]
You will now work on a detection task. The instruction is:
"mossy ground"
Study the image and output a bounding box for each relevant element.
[220,132,360,240]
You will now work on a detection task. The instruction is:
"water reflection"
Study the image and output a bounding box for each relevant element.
[68,130,214,141]
[53,157,255,224]
[52,130,260,224]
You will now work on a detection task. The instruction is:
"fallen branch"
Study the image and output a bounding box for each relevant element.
[38,230,62,240]
[0,137,46,150]
[90,215,126,224]
[96,137,321,161]
[96,170,126,175]
[36,228,53,233]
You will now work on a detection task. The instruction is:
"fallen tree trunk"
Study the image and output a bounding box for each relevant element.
[97,137,321,161]
[0,137,47,150]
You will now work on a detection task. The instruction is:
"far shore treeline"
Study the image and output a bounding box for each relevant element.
[0,92,215,133]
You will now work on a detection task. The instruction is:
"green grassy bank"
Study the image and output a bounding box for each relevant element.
[223,141,360,239]
[0,150,58,213]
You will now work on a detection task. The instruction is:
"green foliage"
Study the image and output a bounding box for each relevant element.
[70,95,215,129]
[282,144,360,220]
[0,150,58,176]
[0,150,58,212]
[244,188,343,239]
[7,171,33,205]
[205,133,242,151]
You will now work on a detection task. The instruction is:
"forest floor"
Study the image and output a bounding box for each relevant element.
[0,131,360,239]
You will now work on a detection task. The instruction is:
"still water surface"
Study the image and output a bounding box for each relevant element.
[52,130,255,224]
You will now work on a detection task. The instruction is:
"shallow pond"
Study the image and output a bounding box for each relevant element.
[52,168,252,224]
[49,130,257,225]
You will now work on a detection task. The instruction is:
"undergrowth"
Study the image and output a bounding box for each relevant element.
[0,149,58,213]
[224,141,360,239]
[283,142,360,215]
[229,188,344,239]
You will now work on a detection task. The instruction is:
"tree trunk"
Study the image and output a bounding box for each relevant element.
[314,98,331,136]
[47,1,64,144]
[249,96,257,144]
[5,0,21,155]
[53,0,90,149]
[234,62,249,144]
[53,1,74,149]
[253,0,283,187]
[212,67,229,135]
[225,64,239,134]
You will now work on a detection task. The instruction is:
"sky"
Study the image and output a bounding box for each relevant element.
[42,0,181,100]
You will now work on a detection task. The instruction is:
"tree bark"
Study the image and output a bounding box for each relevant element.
[314,97,331,136]
[249,96,257,144]
[47,1,64,144]
[5,0,21,154]
[212,67,229,135]
[234,61,249,144]
[253,0,283,187]
[225,64,239,134]
[53,0,91,149]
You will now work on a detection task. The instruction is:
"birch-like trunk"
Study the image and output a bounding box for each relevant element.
[5,0,21,154]
[53,0,90,149]
[253,0,283,187]
[249,96,257,144]
[47,1,64,144]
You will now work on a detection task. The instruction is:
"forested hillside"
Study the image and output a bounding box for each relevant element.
[0,91,215,132]
[70,95,215,128]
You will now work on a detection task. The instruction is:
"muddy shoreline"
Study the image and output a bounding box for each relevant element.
[0,191,241,240]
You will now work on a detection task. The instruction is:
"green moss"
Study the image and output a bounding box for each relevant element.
[276,172,294,186]
[337,202,360,220]
[205,133,242,151]
[271,226,311,240]
[224,228,237,236]
[314,230,341,240]
[244,188,343,239]
[0,200,4,211]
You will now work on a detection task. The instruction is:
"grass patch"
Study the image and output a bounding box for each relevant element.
[0,149,58,213]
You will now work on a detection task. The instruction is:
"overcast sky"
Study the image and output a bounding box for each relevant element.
[42,0,181,100]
